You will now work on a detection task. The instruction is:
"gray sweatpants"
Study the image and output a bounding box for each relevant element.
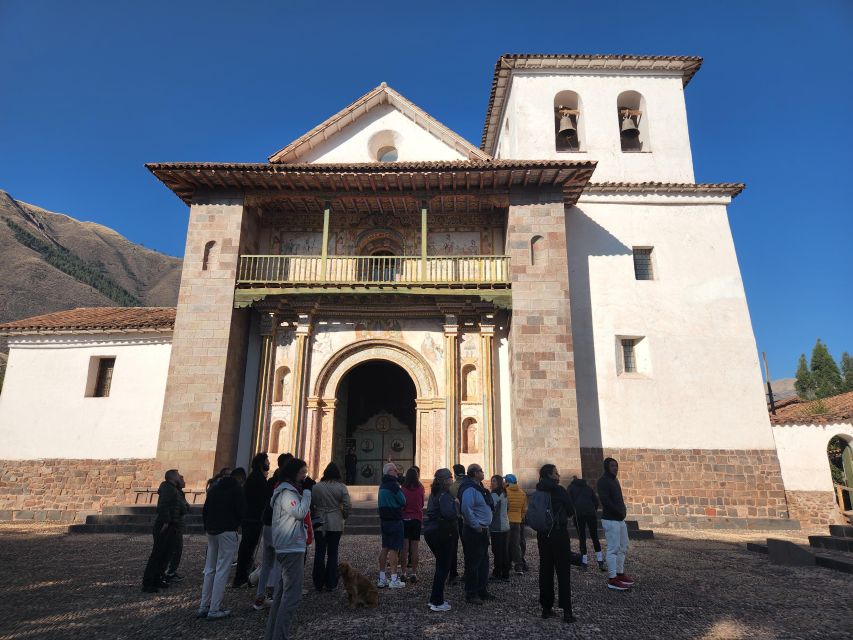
[265,551,305,640]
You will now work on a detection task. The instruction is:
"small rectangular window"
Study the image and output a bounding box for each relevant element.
[93,357,116,397]
[633,247,654,280]
[621,339,637,373]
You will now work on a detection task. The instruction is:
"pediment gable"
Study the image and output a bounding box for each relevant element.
[269,83,490,164]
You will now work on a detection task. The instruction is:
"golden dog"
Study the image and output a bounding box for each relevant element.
[337,562,379,608]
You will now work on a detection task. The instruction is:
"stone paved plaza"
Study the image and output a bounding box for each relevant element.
[0,524,850,640]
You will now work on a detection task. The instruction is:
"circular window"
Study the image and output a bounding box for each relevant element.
[377,146,398,162]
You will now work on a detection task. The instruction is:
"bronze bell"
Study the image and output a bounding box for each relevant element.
[620,115,640,138]
[558,113,577,139]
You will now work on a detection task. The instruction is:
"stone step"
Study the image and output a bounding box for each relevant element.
[101,505,203,516]
[828,525,853,539]
[747,541,853,575]
[809,535,853,553]
[86,514,204,526]
[69,523,206,535]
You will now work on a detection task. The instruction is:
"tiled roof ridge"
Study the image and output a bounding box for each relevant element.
[146,159,594,172]
[769,390,853,425]
[0,307,176,334]
[267,83,490,164]
[481,53,703,153]
[585,182,745,197]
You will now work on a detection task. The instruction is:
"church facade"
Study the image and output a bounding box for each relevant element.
[1,54,806,526]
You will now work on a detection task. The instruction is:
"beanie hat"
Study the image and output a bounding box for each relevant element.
[504,473,517,485]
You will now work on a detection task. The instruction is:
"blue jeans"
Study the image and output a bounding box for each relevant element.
[312,530,342,590]
[462,527,490,598]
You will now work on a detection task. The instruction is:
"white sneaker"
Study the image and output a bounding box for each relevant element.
[207,609,231,620]
[387,578,405,589]
[377,578,388,588]
[429,601,451,612]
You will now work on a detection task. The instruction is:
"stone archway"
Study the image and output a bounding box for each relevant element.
[304,339,445,478]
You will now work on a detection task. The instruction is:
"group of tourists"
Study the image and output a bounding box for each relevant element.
[141,452,633,637]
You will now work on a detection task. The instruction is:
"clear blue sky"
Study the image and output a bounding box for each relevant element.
[1,1,850,378]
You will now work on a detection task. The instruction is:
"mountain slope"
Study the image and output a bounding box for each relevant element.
[0,190,182,324]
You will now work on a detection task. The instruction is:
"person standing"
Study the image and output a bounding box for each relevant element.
[253,453,292,611]
[198,468,247,620]
[597,457,634,590]
[534,464,575,623]
[489,475,510,581]
[377,462,406,588]
[504,474,528,575]
[447,463,466,584]
[400,467,425,583]
[142,469,182,593]
[165,472,190,582]
[568,476,605,571]
[344,448,357,485]
[310,462,351,592]
[458,464,494,605]
[266,458,313,640]
[423,468,457,612]
[234,453,271,587]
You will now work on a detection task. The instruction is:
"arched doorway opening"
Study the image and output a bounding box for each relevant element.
[828,435,853,511]
[333,360,417,485]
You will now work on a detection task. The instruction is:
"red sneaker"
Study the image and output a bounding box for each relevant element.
[607,578,629,591]
[616,573,635,586]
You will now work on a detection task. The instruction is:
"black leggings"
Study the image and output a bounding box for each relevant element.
[575,513,601,557]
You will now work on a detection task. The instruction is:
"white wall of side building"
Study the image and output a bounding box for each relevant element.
[772,422,853,492]
[0,333,171,459]
[567,193,775,450]
[494,71,695,182]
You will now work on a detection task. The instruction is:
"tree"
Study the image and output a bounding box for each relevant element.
[842,352,853,393]
[795,353,814,399]
[810,339,842,399]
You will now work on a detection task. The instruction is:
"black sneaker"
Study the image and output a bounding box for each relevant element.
[542,608,555,619]
[564,613,577,624]
[141,586,159,594]
[232,578,249,588]
[157,579,170,589]
[479,592,496,601]
[465,596,484,605]
[166,572,184,582]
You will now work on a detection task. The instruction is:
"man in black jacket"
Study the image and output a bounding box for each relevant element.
[142,469,182,593]
[568,476,604,571]
[597,457,634,590]
[535,464,575,624]
[199,468,247,620]
[233,453,271,587]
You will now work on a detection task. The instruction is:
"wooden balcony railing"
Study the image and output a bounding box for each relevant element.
[237,255,510,287]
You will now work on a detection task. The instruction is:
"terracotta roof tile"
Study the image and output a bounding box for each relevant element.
[0,307,176,334]
[769,391,853,425]
[584,182,746,198]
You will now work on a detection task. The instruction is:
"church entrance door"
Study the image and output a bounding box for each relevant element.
[333,360,417,485]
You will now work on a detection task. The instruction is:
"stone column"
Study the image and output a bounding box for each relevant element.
[289,314,312,457]
[443,315,459,466]
[157,194,259,487]
[506,192,581,486]
[251,312,277,455]
[479,315,497,476]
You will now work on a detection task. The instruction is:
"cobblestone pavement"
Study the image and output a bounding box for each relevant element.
[0,523,850,640]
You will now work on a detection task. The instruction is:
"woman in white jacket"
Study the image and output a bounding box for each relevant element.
[265,457,313,640]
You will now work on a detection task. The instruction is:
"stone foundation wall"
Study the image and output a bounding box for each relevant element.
[784,490,846,529]
[0,458,161,522]
[580,448,791,523]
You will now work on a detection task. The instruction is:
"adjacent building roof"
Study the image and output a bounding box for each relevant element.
[0,307,176,335]
[584,182,745,198]
[770,391,853,425]
[268,83,491,164]
[481,53,704,154]
[146,160,597,207]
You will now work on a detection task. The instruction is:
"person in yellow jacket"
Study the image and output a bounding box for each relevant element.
[504,474,529,574]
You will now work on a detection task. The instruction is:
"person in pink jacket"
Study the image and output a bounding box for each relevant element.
[400,467,425,583]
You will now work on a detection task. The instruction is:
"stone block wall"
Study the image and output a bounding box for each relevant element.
[0,458,161,522]
[785,490,846,529]
[580,447,791,523]
[506,193,581,485]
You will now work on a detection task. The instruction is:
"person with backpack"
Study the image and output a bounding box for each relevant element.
[529,464,575,624]
[423,468,458,612]
[504,474,528,574]
[458,464,494,604]
[234,453,271,588]
[489,475,510,581]
[447,463,466,584]
[568,476,605,571]
[597,457,635,591]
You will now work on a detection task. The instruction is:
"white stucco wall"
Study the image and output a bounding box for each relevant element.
[0,333,172,459]
[567,194,775,450]
[298,104,467,163]
[493,71,695,182]
[772,423,853,492]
